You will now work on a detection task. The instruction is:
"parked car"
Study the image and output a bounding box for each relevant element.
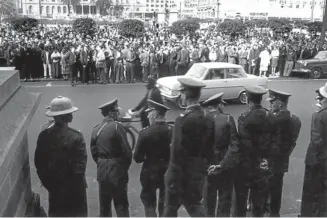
[156,62,268,108]
[292,51,327,79]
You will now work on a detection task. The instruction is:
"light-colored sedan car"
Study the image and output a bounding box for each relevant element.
[156,62,268,108]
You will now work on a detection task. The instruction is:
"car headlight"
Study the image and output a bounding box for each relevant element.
[303,62,307,67]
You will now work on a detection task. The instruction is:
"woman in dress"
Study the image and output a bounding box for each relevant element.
[259,46,271,77]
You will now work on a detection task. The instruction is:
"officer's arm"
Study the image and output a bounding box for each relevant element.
[311,113,324,161]
[74,133,87,176]
[34,132,50,189]
[288,117,301,156]
[170,117,183,164]
[116,124,132,167]
[220,116,240,169]
[90,131,98,163]
[237,115,253,155]
[133,130,146,163]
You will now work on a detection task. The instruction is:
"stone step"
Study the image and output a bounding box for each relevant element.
[0,69,20,109]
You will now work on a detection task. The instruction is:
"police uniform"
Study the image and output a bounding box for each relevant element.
[162,78,215,217]
[133,100,172,217]
[301,83,327,216]
[34,96,88,217]
[266,89,301,217]
[233,86,276,217]
[201,93,241,217]
[90,99,132,217]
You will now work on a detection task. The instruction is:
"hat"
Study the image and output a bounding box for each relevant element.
[98,98,118,110]
[202,92,226,107]
[45,96,78,117]
[145,99,170,113]
[177,77,206,91]
[319,82,327,98]
[244,85,267,96]
[267,89,291,103]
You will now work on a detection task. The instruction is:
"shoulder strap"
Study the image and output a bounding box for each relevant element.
[96,121,109,138]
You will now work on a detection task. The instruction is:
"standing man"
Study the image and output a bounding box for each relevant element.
[266,89,301,217]
[203,93,240,217]
[283,47,297,77]
[129,76,163,128]
[34,96,88,217]
[162,78,215,217]
[133,99,172,217]
[233,85,276,217]
[91,99,132,217]
[300,83,327,217]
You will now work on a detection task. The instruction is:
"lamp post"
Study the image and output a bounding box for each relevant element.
[216,0,220,19]
[320,0,327,48]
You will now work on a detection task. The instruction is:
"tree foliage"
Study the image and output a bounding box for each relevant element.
[170,19,200,38]
[72,18,97,37]
[218,20,246,35]
[268,18,292,33]
[306,21,323,33]
[10,17,38,32]
[118,19,145,38]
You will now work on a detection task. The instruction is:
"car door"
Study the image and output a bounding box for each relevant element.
[224,68,248,99]
[200,68,228,101]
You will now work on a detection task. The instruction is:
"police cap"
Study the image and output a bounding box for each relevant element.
[244,85,267,96]
[267,89,291,103]
[98,98,118,111]
[145,99,170,113]
[177,77,206,91]
[201,92,226,107]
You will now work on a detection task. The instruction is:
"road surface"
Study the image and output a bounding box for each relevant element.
[24,78,327,217]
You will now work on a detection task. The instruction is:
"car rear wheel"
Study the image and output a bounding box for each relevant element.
[310,67,322,79]
[177,94,187,109]
[238,91,247,104]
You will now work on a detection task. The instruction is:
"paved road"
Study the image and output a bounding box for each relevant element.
[24,78,327,217]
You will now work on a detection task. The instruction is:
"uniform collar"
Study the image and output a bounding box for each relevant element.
[185,104,201,112]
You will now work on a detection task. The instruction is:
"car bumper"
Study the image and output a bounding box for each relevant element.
[291,68,311,73]
[160,92,180,101]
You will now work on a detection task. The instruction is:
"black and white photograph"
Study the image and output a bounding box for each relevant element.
[1,0,327,217]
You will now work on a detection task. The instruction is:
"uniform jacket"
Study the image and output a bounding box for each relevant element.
[271,110,301,173]
[133,86,163,113]
[305,107,327,167]
[207,109,240,169]
[165,105,215,198]
[237,104,277,169]
[35,121,88,192]
[133,121,172,186]
[90,117,132,185]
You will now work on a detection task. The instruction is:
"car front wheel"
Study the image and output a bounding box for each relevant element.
[238,91,247,104]
[310,67,322,79]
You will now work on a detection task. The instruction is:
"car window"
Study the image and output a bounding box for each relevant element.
[225,68,247,79]
[315,52,327,60]
[205,69,225,80]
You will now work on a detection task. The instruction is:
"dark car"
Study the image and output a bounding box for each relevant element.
[292,51,327,79]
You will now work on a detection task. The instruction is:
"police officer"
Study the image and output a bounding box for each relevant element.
[266,89,301,217]
[91,99,132,217]
[129,75,163,128]
[233,85,276,217]
[133,99,172,217]
[162,77,215,217]
[300,83,327,217]
[34,96,88,217]
[203,93,241,217]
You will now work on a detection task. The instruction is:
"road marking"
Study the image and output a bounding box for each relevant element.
[46,82,52,87]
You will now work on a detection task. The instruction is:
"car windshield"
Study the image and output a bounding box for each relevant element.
[185,65,207,78]
[225,68,247,78]
[314,52,327,60]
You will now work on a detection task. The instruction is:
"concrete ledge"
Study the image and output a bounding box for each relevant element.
[0,70,20,109]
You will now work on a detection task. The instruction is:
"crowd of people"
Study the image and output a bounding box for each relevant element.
[0,22,327,85]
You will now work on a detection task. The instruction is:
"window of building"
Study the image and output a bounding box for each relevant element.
[63,6,66,13]
[29,5,33,13]
[46,5,49,14]
[58,6,61,13]
[151,8,154,11]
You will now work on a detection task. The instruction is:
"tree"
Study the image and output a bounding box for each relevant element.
[118,19,145,38]
[306,21,323,33]
[268,18,292,33]
[293,20,309,29]
[73,18,97,37]
[10,17,38,32]
[0,0,16,22]
[218,20,246,35]
[113,4,124,18]
[170,19,200,38]
[62,0,80,15]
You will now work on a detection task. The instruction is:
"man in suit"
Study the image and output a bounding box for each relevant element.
[175,44,190,75]
[300,83,327,216]
[198,40,210,63]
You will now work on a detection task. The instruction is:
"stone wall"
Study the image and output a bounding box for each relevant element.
[0,69,41,216]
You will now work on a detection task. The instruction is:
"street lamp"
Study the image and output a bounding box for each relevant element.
[216,0,220,19]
